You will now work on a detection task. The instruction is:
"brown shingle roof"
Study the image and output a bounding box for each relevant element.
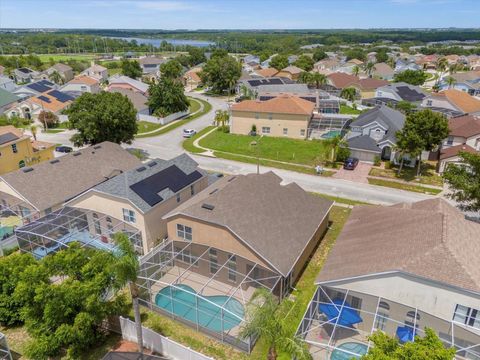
[436,89,480,113]
[448,115,480,138]
[0,142,140,211]
[280,65,303,75]
[29,93,72,113]
[316,198,480,293]
[231,95,315,116]
[254,68,279,78]
[327,73,388,90]
[165,172,333,276]
[68,75,99,86]
[440,144,477,160]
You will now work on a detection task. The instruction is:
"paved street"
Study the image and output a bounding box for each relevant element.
[33,93,434,206]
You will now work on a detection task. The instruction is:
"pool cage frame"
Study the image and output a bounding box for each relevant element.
[296,285,480,360]
[15,206,144,259]
[0,332,12,360]
[137,239,283,352]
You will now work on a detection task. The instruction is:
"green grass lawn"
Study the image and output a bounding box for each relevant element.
[107,68,122,76]
[339,104,362,115]
[311,192,372,206]
[35,54,96,62]
[43,128,64,134]
[137,121,162,134]
[367,178,443,195]
[183,126,215,153]
[369,162,443,187]
[199,130,329,167]
[189,97,201,114]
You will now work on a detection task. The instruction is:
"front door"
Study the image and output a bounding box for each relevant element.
[381,146,392,160]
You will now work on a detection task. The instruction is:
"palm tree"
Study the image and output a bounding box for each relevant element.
[435,58,448,85]
[214,109,230,130]
[324,134,347,163]
[113,233,144,355]
[30,125,38,141]
[340,87,357,103]
[352,65,360,77]
[446,76,457,89]
[239,289,311,360]
[364,62,376,77]
[298,71,313,85]
[49,70,63,85]
[310,72,327,89]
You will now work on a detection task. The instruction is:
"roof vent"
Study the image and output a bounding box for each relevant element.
[227,176,237,182]
[50,159,60,164]
[93,145,101,149]
[22,167,33,173]
[209,188,218,195]
[201,203,215,211]
[147,161,157,167]
[73,152,81,156]
[136,166,146,172]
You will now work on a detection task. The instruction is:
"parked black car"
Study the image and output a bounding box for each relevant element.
[343,157,359,170]
[55,145,73,153]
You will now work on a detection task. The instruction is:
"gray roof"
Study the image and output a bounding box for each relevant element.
[0,88,20,108]
[378,82,427,102]
[257,83,311,95]
[93,154,206,213]
[0,142,140,211]
[165,172,333,276]
[352,105,405,144]
[347,135,381,153]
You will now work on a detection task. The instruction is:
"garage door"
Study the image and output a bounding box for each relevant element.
[349,149,378,162]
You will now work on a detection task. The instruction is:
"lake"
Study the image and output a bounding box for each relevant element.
[113,37,215,48]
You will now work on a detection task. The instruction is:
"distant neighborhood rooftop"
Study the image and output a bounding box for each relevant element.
[231,95,315,115]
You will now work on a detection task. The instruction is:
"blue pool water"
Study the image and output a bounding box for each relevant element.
[155,284,244,332]
[321,130,341,139]
[331,342,368,360]
[0,226,14,239]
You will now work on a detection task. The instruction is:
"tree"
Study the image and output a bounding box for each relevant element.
[298,71,313,85]
[68,92,138,146]
[375,49,389,63]
[352,65,361,77]
[239,289,311,360]
[395,101,416,114]
[269,55,289,70]
[324,135,347,163]
[38,110,58,130]
[294,55,314,71]
[362,328,455,360]
[49,70,63,85]
[187,47,206,65]
[443,152,480,212]
[393,70,428,86]
[160,59,183,79]
[364,62,376,77]
[395,125,424,175]
[214,109,230,131]
[310,72,327,89]
[200,55,241,94]
[312,49,327,62]
[176,54,191,67]
[113,233,143,355]
[340,87,357,102]
[148,77,190,117]
[345,48,366,62]
[121,59,142,79]
[210,48,228,59]
[446,76,457,88]
[30,124,38,141]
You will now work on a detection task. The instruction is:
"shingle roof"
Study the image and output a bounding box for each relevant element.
[108,75,149,94]
[351,105,405,144]
[0,88,20,108]
[254,68,279,78]
[372,62,395,77]
[327,73,388,90]
[231,95,315,116]
[165,172,333,276]
[347,135,381,153]
[109,88,148,113]
[280,65,303,75]
[0,142,140,211]
[50,63,72,73]
[448,114,480,138]
[435,89,480,113]
[67,75,99,86]
[440,143,477,160]
[316,198,480,294]
[92,154,206,213]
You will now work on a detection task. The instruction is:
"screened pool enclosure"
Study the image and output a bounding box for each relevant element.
[0,332,12,360]
[296,286,480,360]
[137,240,283,352]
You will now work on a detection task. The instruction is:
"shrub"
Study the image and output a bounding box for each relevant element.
[38,111,59,129]
[336,146,351,162]
[373,155,381,166]
[385,161,392,169]
[251,124,257,132]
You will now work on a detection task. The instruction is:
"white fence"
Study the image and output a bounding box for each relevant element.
[137,110,189,125]
[119,317,215,360]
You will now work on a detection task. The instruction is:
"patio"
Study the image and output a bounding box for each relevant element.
[297,286,480,360]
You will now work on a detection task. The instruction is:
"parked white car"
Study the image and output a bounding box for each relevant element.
[182,129,196,138]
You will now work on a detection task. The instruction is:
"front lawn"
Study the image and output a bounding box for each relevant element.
[339,104,362,115]
[199,130,329,167]
[183,126,215,153]
[367,178,443,195]
[369,162,443,187]
[137,121,162,134]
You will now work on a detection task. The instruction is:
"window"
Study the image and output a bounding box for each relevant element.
[190,184,195,196]
[18,160,25,168]
[176,193,181,203]
[268,113,273,120]
[176,224,192,241]
[447,136,454,146]
[300,129,306,137]
[375,301,390,331]
[93,212,101,235]
[283,128,288,136]
[227,255,237,282]
[209,248,218,274]
[11,143,17,153]
[122,208,136,223]
[255,113,259,120]
[405,310,420,328]
[261,126,270,134]
[453,305,480,330]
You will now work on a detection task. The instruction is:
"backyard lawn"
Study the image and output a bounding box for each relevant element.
[199,130,329,167]
[339,104,362,115]
[369,162,443,187]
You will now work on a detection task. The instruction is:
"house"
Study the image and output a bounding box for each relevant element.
[107,75,149,96]
[0,126,55,175]
[438,114,480,172]
[422,89,480,116]
[109,87,149,115]
[346,58,364,67]
[314,58,341,74]
[0,88,21,113]
[81,63,108,82]
[237,76,295,98]
[365,82,427,107]
[66,154,208,253]
[182,67,203,91]
[276,65,303,81]
[252,68,279,78]
[26,89,75,118]
[347,105,405,162]
[13,79,57,100]
[438,71,480,96]
[297,198,480,359]
[44,63,74,83]
[0,76,16,92]
[230,95,315,138]
[60,75,100,94]
[394,59,421,73]
[327,73,389,99]
[416,54,438,70]
[14,68,39,83]
[138,56,164,77]
[371,62,395,80]
[0,142,140,217]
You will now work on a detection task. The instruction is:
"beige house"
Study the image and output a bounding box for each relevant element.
[182,67,202,91]
[276,65,303,81]
[66,154,208,253]
[164,172,333,292]
[230,95,315,139]
[422,89,480,116]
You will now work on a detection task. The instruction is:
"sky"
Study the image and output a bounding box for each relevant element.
[0,0,479,30]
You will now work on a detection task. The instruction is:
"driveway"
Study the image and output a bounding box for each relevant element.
[333,162,372,184]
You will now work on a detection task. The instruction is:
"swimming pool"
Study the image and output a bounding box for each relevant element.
[331,342,368,360]
[0,226,14,239]
[155,284,244,332]
[321,130,341,139]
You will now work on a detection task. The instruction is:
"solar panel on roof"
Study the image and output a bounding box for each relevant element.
[136,166,146,172]
[39,80,54,86]
[38,95,51,103]
[48,90,74,103]
[147,161,157,167]
[130,165,203,207]
[28,82,52,93]
[0,133,19,145]
[248,80,261,87]
[396,86,425,102]
[201,203,215,211]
